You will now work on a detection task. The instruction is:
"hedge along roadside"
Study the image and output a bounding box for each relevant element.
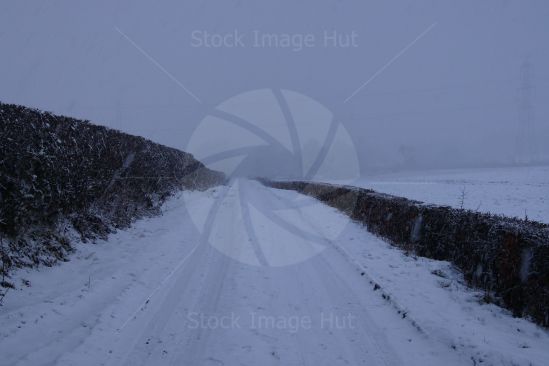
[260,179,549,328]
[0,102,225,279]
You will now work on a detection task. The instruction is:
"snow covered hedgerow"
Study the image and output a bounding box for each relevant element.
[261,179,549,328]
[0,102,225,279]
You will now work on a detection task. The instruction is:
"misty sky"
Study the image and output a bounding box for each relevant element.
[1,0,548,176]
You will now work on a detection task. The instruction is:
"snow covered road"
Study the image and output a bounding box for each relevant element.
[1,180,547,366]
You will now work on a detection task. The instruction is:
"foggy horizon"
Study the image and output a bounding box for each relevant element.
[1,0,548,177]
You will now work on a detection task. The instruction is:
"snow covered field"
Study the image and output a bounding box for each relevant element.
[1,179,547,366]
[350,165,549,223]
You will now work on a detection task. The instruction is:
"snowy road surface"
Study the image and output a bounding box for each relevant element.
[1,180,547,366]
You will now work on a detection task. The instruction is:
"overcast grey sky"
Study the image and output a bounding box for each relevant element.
[1,0,548,176]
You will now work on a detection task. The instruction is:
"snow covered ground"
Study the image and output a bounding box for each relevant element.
[0,179,547,366]
[348,165,549,223]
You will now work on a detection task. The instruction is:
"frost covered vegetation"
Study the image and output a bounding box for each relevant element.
[262,180,549,327]
[0,102,224,289]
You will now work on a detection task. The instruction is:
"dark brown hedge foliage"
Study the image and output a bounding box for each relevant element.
[261,179,549,328]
